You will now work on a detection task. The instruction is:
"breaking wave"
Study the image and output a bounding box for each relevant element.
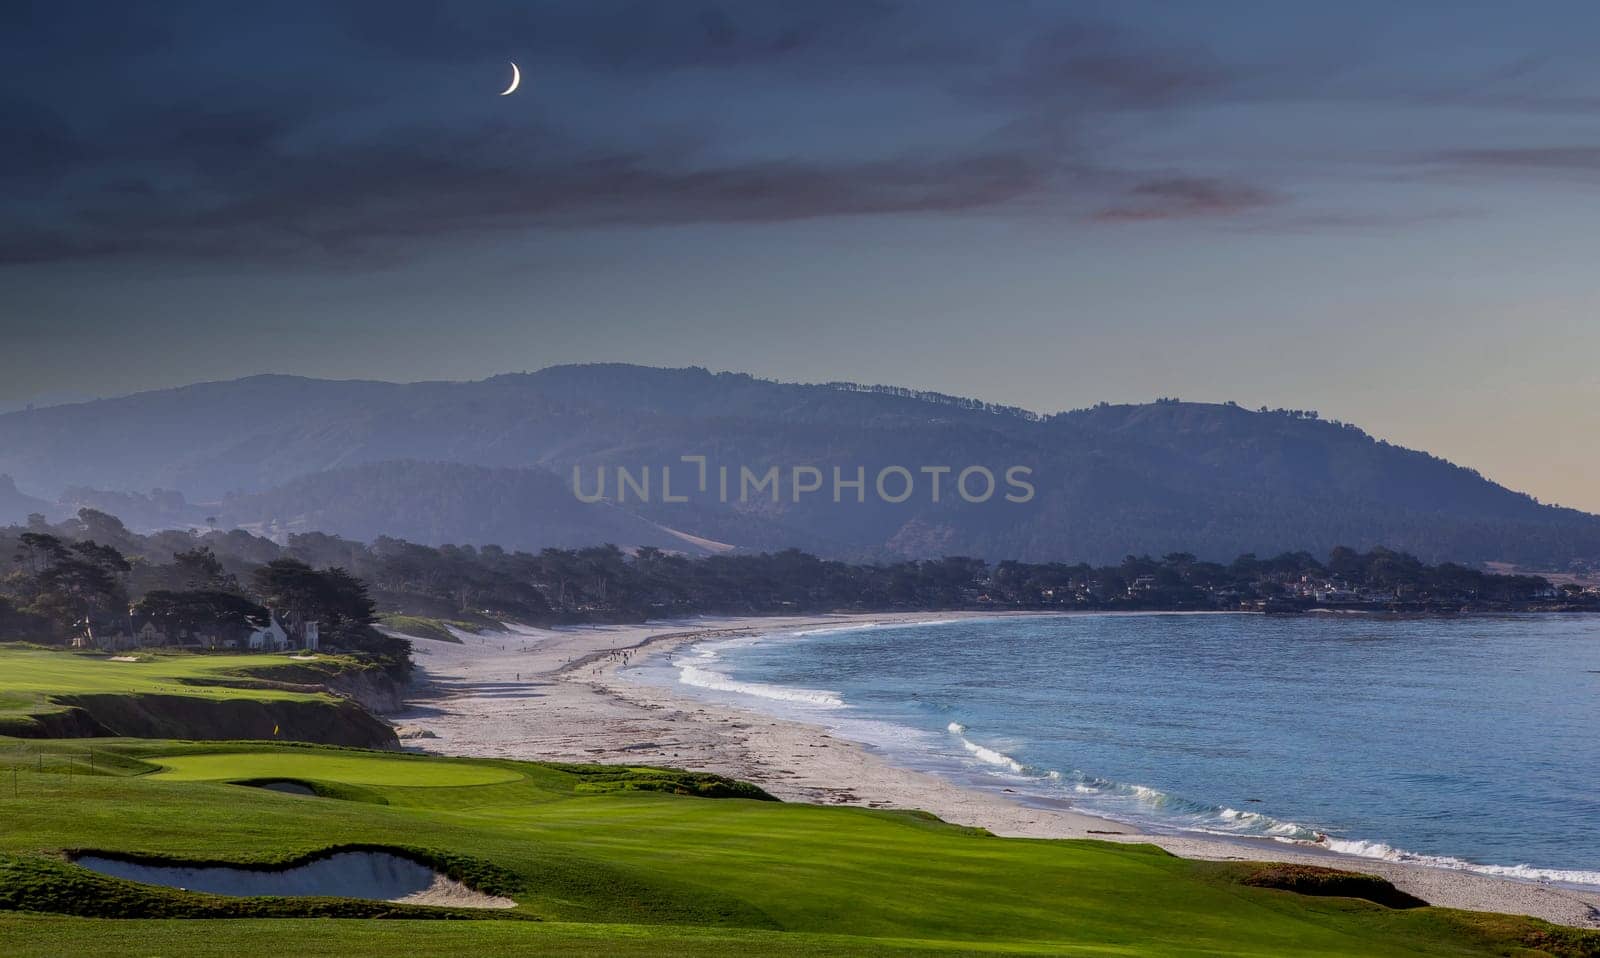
[668,619,975,713]
[943,723,1600,888]
[954,734,1027,774]
[674,639,844,709]
[1316,839,1600,886]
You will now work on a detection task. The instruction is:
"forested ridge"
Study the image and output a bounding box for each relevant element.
[1,365,1598,567]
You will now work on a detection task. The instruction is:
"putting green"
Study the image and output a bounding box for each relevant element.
[148,752,524,787]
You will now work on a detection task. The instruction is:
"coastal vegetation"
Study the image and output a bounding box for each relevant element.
[1,509,1589,663]
[1,739,1595,957]
[374,614,476,643]
[0,510,409,673]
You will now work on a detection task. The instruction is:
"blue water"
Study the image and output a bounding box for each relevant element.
[633,613,1600,885]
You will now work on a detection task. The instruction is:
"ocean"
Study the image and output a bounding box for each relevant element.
[628,612,1600,886]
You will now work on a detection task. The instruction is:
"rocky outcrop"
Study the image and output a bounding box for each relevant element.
[0,706,112,739]
[246,663,408,715]
[320,670,406,715]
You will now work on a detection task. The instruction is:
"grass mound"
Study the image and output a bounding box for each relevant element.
[377,616,474,643]
[232,778,391,805]
[1235,863,1429,909]
[563,764,777,801]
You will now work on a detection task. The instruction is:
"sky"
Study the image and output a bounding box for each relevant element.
[3,1,1599,510]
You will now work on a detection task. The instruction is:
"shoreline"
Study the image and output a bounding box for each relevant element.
[391,611,1600,929]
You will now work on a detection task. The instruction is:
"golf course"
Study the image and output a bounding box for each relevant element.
[2,648,1598,956]
[0,647,398,747]
[0,737,1595,956]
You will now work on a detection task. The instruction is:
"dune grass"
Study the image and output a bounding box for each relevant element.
[0,739,1594,957]
[376,615,477,643]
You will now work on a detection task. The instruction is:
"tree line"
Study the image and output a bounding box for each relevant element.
[0,510,407,672]
[1,509,1583,668]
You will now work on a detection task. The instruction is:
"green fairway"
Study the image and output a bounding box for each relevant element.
[0,647,336,719]
[147,750,524,786]
[0,741,1594,957]
[0,916,1203,957]
[0,646,397,747]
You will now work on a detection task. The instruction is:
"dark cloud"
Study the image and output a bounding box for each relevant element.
[337,0,904,72]
[0,99,89,181]
[1092,177,1283,223]
[1236,208,1479,234]
[1425,146,1600,177]
[0,3,1210,267]
[12,1,1589,269]
[974,20,1237,111]
[0,0,178,59]
[0,122,1047,266]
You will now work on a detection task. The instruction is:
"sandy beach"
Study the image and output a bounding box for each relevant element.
[391,612,1600,928]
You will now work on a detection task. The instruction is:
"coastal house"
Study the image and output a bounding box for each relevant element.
[246,613,321,652]
[76,614,169,651]
[247,615,290,652]
[69,606,317,654]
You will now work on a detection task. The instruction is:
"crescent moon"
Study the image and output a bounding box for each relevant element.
[500,62,521,96]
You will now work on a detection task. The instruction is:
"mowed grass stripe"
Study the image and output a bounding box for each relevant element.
[147,752,524,787]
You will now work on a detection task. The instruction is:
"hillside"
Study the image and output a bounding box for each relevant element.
[0,365,1596,566]
[215,461,729,556]
[0,477,51,523]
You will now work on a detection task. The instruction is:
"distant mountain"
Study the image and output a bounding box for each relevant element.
[214,461,731,556]
[1,364,1596,566]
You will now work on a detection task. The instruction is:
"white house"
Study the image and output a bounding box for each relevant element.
[247,614,291,652]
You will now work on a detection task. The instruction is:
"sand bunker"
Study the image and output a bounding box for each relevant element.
[249,780,318,796]
[73,850,516,909]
